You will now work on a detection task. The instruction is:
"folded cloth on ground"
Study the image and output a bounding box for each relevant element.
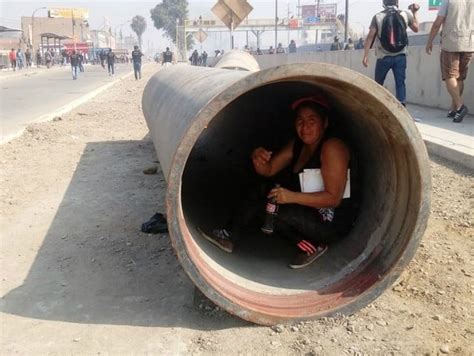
[141,213,168,234]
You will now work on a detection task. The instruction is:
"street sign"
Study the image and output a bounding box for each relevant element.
[429,0,443,10]
[211,0,253,30]
[194,29,208,43]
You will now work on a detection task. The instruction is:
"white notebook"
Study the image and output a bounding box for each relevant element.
[298,169,350,198]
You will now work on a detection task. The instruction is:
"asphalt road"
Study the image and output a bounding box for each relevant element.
[0,63,133,142]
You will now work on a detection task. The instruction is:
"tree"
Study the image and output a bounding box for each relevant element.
[131,15,147,49]
[150,0,194,49]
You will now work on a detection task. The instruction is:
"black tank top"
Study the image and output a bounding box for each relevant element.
[279,136,357,230]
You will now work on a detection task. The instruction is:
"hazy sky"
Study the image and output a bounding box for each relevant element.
[1,0,439,52]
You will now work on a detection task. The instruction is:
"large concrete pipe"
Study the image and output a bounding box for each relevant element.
[213,50,260,71]
[142,63,431,325]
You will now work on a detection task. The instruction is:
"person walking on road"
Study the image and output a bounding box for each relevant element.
[9,48,16,71]
[131,45,143,80]
[70,50,80,80]
[44,50,52,68]
[25,49,32,68]
[16,49,24,70]
[78,52,85,73]
[362,0,419,106]
[426,0,473,123]
[36,49,42,67]
[106,48,116,76]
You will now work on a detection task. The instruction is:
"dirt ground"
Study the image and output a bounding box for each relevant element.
[1,64,473,355]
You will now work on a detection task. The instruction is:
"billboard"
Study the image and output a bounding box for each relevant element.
[428,0,443,10]
[301,3,337,25]
[48,8,89,20]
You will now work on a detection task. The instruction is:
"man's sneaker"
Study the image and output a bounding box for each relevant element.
[289,244,328,269]
[447,110,455,118]
[199,228,234,253]
[453,105,468,123]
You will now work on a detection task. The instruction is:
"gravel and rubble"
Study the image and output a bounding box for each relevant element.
[0,64,473,355]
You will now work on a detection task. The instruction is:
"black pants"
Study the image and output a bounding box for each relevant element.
[227,183,341,246]
[107,63,114,75]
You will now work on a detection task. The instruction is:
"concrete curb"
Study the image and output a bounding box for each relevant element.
[423,138,473,171]
[0,68,137,144]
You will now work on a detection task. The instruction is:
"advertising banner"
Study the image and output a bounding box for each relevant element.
[48,8,89,20]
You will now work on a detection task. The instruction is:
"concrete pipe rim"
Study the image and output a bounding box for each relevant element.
[165,63,431,325]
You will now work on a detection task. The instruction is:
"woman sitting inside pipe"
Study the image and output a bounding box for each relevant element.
[202,94,356,269]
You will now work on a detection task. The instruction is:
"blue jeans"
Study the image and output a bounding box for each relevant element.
[133,62,141,79]
[71,65,78,79]
[375,54,407,104]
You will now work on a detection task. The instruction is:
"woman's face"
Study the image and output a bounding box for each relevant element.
[295,107,327,145]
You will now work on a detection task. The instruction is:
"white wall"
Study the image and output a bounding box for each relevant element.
[254,46,474,110]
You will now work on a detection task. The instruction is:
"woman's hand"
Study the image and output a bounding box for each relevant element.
[251,147,272,167]
[268,186,294,204]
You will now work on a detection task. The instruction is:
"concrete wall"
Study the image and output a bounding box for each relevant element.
[254,46,474,110]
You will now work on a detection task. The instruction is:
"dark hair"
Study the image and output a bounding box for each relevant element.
[294,101,329,122]
[383,0,398,6]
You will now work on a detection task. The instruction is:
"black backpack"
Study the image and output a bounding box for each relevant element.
[379,8,408,53]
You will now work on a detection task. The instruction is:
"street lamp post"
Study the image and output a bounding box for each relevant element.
[31,6,47,60]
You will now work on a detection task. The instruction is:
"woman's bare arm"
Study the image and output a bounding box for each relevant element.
[252,141,293,177]
[269,138,350,208]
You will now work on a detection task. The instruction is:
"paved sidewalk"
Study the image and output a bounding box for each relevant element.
[408,104,473,170]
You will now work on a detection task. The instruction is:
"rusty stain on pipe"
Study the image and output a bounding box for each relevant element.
[142,62,431,325]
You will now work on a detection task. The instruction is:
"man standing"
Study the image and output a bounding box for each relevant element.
[25,48,32,68]
[9,48,16,71]
[362,0,419,106]
[330,36,343,51]
[70,50,80,80]
[44,50,52,68]
[16,49,24,70]
[202,51,208,66]
[36,49,42,67]
[162,47,173,67]
[426,0,473,123]
[289,39,297,53]
[131,45,143,80]
[106,48,116,76]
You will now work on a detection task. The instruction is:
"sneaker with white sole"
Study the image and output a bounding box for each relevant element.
[199,228,234,253]
[289,244,328,269]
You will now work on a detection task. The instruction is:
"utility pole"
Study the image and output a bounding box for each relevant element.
[275,0,278,48]
[287,1,290,45]
[344,0,349,42]
[31,7,46,60]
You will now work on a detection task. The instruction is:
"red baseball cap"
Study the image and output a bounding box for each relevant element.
[291,94,330,111]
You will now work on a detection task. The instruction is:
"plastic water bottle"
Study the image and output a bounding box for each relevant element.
[261,184,280,234]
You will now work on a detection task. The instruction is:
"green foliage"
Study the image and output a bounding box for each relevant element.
[150,0,194,49]
[131,15,147,48]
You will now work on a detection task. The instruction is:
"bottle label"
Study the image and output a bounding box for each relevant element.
[266,202,277,214]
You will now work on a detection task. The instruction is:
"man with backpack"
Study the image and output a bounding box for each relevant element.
[425,0,473,123]
[362,0,419,106]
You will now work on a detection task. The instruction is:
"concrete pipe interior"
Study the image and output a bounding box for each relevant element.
[174,71,429,324]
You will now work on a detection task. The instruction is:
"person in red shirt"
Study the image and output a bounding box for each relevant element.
[9,48,17,71]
